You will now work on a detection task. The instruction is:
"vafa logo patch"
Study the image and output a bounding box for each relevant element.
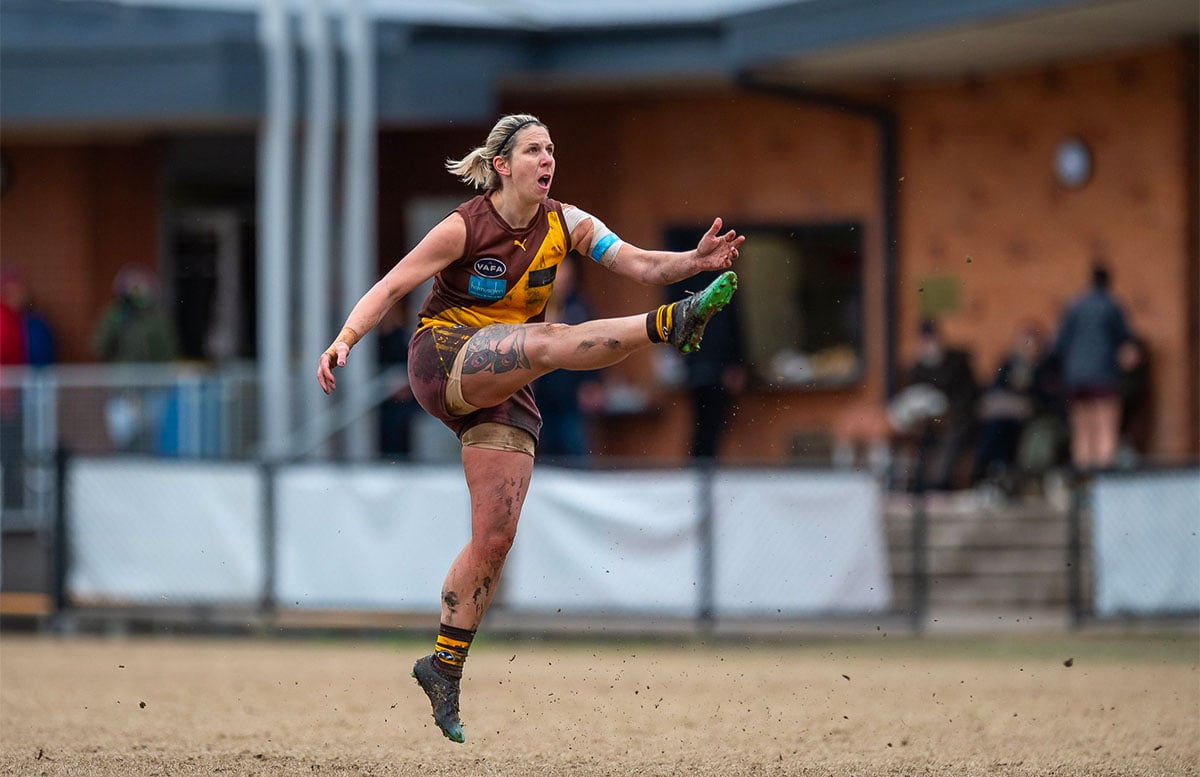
[474,257,506,278]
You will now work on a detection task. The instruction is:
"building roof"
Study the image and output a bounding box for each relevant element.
[2,0,1196,130]
[108,0,803,29]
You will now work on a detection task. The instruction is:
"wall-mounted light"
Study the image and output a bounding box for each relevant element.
[1053,137,1093,188]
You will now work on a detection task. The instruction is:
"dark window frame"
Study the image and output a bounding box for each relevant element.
[665,221,865,391]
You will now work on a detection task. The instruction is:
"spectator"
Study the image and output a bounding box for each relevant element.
[92,265,180,451]
[892,318,979,492]
[0,269,27,366]
[1116,332,1152,465]
[971,322,1057,494]
[92,265,179,363]
[1051,262,1132,472]
[377,302,419,459]
[0,269,55,505]
[12,280,55,367]
[1012,342,1070,494]
[670,269,746,461]
[0,269,29,509]
[533,255,605,461]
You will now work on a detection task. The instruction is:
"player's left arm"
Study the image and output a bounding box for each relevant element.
[564,206,743,286]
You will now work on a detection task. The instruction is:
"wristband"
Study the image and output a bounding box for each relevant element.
[325,326,362,358]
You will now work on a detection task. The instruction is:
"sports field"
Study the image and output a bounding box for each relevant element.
[1,631,1196,776]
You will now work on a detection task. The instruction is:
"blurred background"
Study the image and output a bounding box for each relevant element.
[0,0,1196,636]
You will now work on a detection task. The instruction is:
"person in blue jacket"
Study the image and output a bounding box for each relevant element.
[1051,262,1133,472]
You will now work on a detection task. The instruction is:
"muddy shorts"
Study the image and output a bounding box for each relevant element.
[407,325,542,443]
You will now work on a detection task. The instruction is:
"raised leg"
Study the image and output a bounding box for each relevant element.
[459,270,739,411]
[459,314,649,410]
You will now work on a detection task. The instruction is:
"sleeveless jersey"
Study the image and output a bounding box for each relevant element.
[417,193,571,330]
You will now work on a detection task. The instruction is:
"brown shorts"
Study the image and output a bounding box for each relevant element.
[407,325,542,442]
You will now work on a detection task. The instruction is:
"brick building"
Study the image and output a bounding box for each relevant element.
[1,0,1196,462]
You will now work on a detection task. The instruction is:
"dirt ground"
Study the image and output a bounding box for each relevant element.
[0,632,1196,776]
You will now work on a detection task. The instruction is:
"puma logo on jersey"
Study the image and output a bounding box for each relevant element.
[513,239,527,251]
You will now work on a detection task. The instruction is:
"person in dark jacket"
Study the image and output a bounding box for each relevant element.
[904,318,979,492]
[669,270,746,461]
[1051,263,1132,471]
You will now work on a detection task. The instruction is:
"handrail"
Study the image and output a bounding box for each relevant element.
[260,364,408,461]
[0,362,257,389]
[0,361,408,462]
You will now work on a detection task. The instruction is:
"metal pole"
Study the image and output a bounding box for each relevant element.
[910,493,928,633]
[51,448,69,623]
[878,112,899,399]
[696,459,716,632]
[257,0,295,463]
[260,462,278,616]
[301,0,336,459]
[339,0,377,460]
[31,370,58,522]
[1066,474,1086,627]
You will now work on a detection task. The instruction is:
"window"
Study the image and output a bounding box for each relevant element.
[666,223,864,388]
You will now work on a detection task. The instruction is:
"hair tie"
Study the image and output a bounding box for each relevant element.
[497,119,539,157]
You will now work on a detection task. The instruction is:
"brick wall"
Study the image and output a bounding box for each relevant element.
[894,44,1195,459]
[0,141,160,363]
[0,43,1192,461]
[512,43,1196,461]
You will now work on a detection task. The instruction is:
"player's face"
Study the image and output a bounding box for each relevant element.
[504,126,555,200]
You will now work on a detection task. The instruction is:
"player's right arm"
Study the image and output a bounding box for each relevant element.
[317,213,466,395]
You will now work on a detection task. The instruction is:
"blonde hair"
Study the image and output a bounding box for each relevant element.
[445,114,544,190]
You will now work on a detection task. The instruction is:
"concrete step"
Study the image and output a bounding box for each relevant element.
[925,572,1068,607]
[879,495,1080,611]
[884,520,1072,550]
[889,546,1068,577]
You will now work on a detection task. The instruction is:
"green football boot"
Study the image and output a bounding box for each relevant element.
[668,270,738,354]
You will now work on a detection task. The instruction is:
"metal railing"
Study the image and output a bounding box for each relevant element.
[2,363,259,531]
[2,364,1196,634]
[0,361,417,531]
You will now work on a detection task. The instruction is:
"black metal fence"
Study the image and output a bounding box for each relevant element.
[2,365,1197,634]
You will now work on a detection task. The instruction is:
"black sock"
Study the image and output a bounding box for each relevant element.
[645,303,675,343]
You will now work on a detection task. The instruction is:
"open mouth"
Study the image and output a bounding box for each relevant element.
[537,174,552,189]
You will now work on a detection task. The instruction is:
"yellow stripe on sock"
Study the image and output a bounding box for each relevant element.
[437,636,471,651]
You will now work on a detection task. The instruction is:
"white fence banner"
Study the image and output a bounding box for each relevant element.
[713,470,890,616]
[275,464,471,611]
[503,468,702,615]
[67,460,263,604]
[1093,470,1200,616]
[64,460,894,618]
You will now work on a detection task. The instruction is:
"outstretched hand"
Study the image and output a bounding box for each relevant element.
[316,343,350,395]
[694,218,745,271]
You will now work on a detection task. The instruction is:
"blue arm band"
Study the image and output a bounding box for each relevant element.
[590,233,620,263]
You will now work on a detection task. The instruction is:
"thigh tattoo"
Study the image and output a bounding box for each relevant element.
[462,325,531,375]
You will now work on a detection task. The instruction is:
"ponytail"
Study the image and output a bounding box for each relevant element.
[445,113,543,190]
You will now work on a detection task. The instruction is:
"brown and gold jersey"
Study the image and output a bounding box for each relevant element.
[417,193,571,330]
